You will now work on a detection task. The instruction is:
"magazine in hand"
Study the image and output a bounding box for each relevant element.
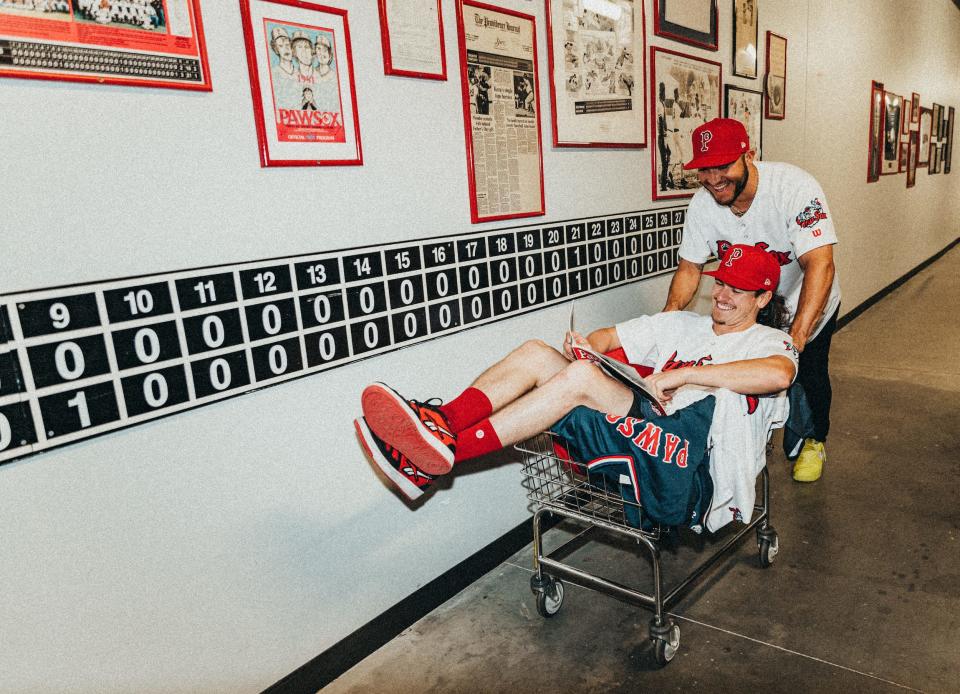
[568,304,665,415]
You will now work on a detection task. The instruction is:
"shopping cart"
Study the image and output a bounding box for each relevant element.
[517,431,779,667]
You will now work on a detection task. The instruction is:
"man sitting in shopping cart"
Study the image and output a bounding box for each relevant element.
[356,244,798,531]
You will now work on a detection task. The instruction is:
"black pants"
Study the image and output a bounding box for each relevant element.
[794,305,839,443]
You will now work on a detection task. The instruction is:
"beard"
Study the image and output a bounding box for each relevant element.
[722,164,750,207]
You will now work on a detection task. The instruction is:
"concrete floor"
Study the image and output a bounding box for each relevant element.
[325,246,960,694]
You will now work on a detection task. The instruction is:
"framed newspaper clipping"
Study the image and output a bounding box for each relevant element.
[732,0,758,78]
[0,0,210,90]
[545,0,647,148]
[653,0,717,51]
[918,106,932,166]
[764,31,786,119]
[378,0,447,80]
[456,0,544,223]
[650,46,721,200]
[240,0,362,167]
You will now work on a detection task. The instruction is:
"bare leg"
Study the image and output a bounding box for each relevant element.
[468,339,571,411]
[489,359,635,448]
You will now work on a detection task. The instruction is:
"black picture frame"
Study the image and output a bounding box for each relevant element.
[653,0,718,51]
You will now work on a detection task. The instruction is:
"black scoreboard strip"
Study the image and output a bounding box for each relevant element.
[0,207,686,464]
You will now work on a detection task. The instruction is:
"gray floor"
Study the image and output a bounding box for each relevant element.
[325,246,960,694]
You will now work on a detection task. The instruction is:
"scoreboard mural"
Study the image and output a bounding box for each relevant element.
[0,207,685,464]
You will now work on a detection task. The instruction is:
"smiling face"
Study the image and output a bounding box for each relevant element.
[292,38,313,65]
[697,155,751,207]
[710,279,769,333]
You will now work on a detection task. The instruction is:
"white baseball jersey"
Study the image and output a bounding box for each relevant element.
[616,311,797,531]
[680,161,841,340]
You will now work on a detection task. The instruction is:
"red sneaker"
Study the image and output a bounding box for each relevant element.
[355,417,436,500]
[361,383,456,475]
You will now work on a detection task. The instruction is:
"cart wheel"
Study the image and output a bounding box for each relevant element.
[651,622,681,667]
[758,532,779,568]
[535,578,564,618]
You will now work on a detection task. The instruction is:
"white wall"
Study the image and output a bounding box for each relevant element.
[0,1,958,692]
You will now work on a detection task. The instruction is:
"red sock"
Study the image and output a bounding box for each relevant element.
[454,418,502,463]
[440,387,493,434]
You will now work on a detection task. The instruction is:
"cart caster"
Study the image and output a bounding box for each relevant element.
[757,528,779,568]
[534,577,565,618]
[649,618,680,667]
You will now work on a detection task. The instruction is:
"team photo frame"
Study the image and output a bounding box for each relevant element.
[545,0,647,148]
[650,46,722,200]
[239,0,363,167]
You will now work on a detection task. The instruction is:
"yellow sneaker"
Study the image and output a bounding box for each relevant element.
[792,439,825,482]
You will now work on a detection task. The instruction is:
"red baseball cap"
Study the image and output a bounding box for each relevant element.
[683,118,750,170]
[703,243,780,292]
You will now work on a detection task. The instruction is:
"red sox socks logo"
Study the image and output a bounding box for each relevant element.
[700,130,713,152]
[717,240,792,266]
[795,198,827,229]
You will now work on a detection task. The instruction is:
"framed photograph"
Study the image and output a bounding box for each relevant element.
[931,103,943,140]
[457,0,544,222]
[378,0,446,80]
[653,0,718,51]
[0,0,211,90]
[545,0,647,148]
[918,107,932,166]
[911,92,920,125]
[944,106,954,175]
[929,142,941,175]
[732,0,758,78]
[239,0,362,167]
[898,141,908,172]
[901,98,912,136]
[906,130,918,188]
[881,91,902,175]
[764,31,786,119]
[650,46,722,200]
[724,85,762,160]
[867,80,884,182]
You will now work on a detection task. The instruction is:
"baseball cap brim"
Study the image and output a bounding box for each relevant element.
[702,267,768,292]
[683,152,742,170]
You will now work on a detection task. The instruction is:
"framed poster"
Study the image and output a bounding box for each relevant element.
[239,0,362,167]
[545,0,647,148]
[867,80,884,182]
[547,0,647,147]
[650,47,722,200]
[732,0,758,78]
[944,106,954,174]
[898,141,908,172]
[901,98,912,135]
[911,92,920,125]
[906,130,918,188]
[931,103,943,140]
[918,107,932,166]
[456,0,544,222]
[378,0,446,79]
[881,91,902,175]
[653,0,717,51]
[929,142,941,175]
[0,0,210,90]
[724,85,762,160]
[764,31,786,119]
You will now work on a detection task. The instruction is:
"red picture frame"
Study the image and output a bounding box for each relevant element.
[906,130,919,188]
[378,0,447,80]
[649,46,723,201]
[544,0,648,148]
[239,0,363,167]
[918,106,933,166]
[0,0,211,91]
[911,92,921,125]
[653,0,718,51]
[764,31,786,120]
[880,91,903,176]
[456,0,545,223]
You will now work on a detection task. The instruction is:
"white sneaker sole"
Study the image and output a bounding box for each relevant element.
[355,417,426,500]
